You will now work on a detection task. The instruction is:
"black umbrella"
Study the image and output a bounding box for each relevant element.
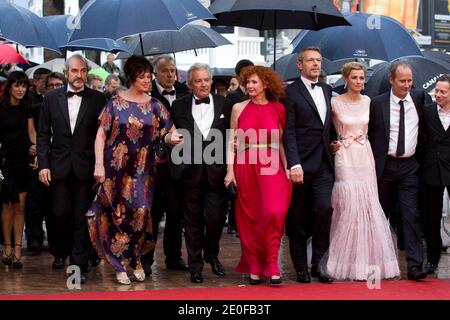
[117,24,231,59]
[364,56,449,98]
[332,62,388,95]
[422,50,450,70]
[208,0,350,68]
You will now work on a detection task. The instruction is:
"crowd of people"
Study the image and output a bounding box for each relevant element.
[0,49,449,287]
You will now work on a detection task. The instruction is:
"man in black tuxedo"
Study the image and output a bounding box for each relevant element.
[170,63,232,283]
[37,55,105,283]
[284,47,334,284]
[368,60,429,280]
[420,74,450,274]
[141,55,190,275]
[226,59,253,106]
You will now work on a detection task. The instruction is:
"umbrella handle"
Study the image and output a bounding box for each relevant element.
[312,5,318,25]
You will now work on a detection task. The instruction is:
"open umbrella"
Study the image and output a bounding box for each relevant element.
[117,24,231,59]
[25,58,100,78]
[0,43,29,64]
[292,12,422,62]
[364,56,449,98]
[68,0,216,55]
[422,50,450,70]
[43,15,131,54]
[209,0,350,68]
[0,1,60,53]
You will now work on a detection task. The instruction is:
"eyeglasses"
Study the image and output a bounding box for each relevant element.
[47,83,64,89]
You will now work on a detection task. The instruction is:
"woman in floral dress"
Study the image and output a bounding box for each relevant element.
[86,56,182,284]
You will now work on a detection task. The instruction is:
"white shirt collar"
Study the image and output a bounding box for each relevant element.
[391,90,412,104]
[156,81,175,95]
[301,76,319,89]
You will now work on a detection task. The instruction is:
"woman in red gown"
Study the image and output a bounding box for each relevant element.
[225,66,292,285]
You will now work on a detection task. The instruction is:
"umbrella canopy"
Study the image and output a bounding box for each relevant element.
[292,13,422,62]
[364,56,449,97]
[117,24,231,59]
[272,53,369,81]
[209,0,350,68]
[422,50,450,69]
[68,0,216,42]
[43,15,131,53]
[0,43,29,64]
[89,68,110,82]
[25,58,100,78]
[0,1,60,53]
[211,68,235,77]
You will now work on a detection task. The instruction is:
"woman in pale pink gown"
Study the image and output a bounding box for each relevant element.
[224,66,292,285]
[322,62,400,280]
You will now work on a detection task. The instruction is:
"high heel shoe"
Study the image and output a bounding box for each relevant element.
[116,272,131,285]
[269,275,283,285]
[248,274,261,285]
[12,244,23,269]
[2,243,12,266]
[133,268,146,282]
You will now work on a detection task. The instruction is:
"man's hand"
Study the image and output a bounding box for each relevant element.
[330,141,340,154]
[38,169,51,187]
[290,167,304,184]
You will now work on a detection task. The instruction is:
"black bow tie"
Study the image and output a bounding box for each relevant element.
[195,97,210,105]
[67,90,84,98]
[311,82,322,89]
[162,89,176,96]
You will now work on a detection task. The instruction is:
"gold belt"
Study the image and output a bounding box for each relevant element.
[238,143,279,152]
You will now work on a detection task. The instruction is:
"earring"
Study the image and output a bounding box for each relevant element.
[343,82,347,89]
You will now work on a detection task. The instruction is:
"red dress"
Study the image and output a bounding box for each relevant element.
[234,100,292,277]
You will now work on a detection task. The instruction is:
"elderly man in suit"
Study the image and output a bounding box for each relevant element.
[37,54,105,283]
[420,74,450,274]
[368,60,430,280]
[284,46,335,284]
[141,55,190,275]
[170,63,232,283]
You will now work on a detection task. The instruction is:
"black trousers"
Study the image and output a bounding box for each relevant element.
[286,160,334,271]
[25,170,53,248]
[420,184,449,265]
[378,156,424,271]
[142,162,184,267]
[51,170,94,271]
[181,167,227,274]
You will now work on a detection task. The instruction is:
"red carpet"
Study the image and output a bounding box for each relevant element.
[1,279,450,300]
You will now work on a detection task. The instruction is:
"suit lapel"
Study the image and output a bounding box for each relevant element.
[297,80,322,123]
[210,94,222,129]
[73,88,90,134]
[381,94,391,145]
[322,85,332,128]
[432,103,448,135]
[58,89,71,130]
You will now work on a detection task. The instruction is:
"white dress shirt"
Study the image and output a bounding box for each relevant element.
[67,85,83,134]
[192,94,214,139]
[156,81,176,107]
[388,91,419,158]
[301,76,327,124]
[438,104,450,131]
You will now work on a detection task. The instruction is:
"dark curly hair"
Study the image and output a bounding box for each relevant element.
[123,55,153,85]
[0,71,31,109]
[242,66,285,101]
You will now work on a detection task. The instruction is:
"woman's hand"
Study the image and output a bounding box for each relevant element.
[94,164,105,184]
[224,171,236,188]
[330,141,340,154]
[29,144,36,156]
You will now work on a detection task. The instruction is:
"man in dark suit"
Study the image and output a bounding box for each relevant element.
[141,55,190,275]
[37,55,106,283]
[170,63,232,283]
[368,60,429,280]
[284,47,334,284]
[420,74,450,274]
[226,59,253,106]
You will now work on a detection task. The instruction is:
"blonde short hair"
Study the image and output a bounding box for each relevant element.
[342,61,366,78]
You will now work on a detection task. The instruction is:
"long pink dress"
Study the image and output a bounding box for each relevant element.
[322,95,400,280]
[234,100,292,277]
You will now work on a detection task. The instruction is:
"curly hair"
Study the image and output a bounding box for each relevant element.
[123,55,153,85]
[242,66,285,101]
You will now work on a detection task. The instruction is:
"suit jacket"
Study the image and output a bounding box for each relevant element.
[169,93,232,187]
[420,102,450,186]
[284,79,334,173]
[37,86,106,180]
[151,80,189,110]
[226,86,246,106]
[368,89,430,179]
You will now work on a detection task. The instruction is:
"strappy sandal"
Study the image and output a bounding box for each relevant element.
[12,244,23,269]
[2,243,12,266]
[133,268,146,282]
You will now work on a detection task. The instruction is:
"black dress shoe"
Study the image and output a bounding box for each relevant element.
[407,267,427,280]
[206,258,226,276]
[311,267,334,283]
[296,269,311,283]
[166,259,189,271]
[190,272,203,283]
[425,262,438,274]
[52,257,65,269]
